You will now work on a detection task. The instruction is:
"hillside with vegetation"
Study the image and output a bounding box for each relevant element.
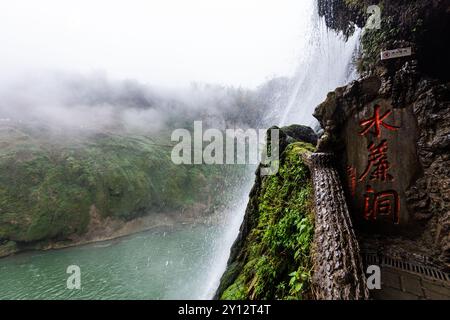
[0,74,292,257]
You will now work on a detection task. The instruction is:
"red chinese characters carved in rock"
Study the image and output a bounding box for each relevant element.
[359,104,399,138]
[347,165,357,197]
[347,103,402,224]
[363,185,400,224]
[359,140,393,182]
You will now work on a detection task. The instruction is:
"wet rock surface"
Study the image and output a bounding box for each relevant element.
[318,0,450,80]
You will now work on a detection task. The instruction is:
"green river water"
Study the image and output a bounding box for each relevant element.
[0,224,220,300]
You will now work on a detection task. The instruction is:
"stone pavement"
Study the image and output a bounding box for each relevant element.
[362,252,450,300]
[371,266,450,300]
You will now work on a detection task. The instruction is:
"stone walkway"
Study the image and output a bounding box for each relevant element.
[370,265,450,300]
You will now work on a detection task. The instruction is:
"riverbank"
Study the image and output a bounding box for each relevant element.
[0,206,218,259]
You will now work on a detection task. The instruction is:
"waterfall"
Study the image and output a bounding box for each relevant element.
[279,4,361,127]
[199,0,361,299]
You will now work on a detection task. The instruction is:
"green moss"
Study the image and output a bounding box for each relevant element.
[344,0,362,7]
[221,273,247,300]
[349,0,426,74]
[358,19,401,73]
[220,142,315,300]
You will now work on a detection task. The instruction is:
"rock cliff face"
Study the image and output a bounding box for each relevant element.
[315,0,450,267]
[318,0,450,81]
[314,68,450,266]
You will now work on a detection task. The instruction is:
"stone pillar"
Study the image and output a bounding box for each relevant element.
[310,152,369,300]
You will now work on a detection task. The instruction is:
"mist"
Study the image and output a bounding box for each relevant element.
[0,71,294,140]
[0,0,316,138]
[0,0,311,88]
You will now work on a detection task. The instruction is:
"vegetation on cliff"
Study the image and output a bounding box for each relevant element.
[319,0,450,80]
[219,142,315,300]
[0,126,237,254]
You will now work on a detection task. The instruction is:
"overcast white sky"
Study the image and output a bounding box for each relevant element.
[0,0,313,88]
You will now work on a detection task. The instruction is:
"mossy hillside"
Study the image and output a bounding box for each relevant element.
[0,130,232,243]
[220,142,315,300]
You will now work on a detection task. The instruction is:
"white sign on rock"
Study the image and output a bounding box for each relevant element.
[380,47,412,60]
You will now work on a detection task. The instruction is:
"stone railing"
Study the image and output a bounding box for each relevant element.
[306,152,369,300]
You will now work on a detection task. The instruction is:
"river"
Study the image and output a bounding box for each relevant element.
[0,224,220,299]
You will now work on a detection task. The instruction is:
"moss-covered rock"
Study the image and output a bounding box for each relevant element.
[318,0,450,80]
[218,142,316,300]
